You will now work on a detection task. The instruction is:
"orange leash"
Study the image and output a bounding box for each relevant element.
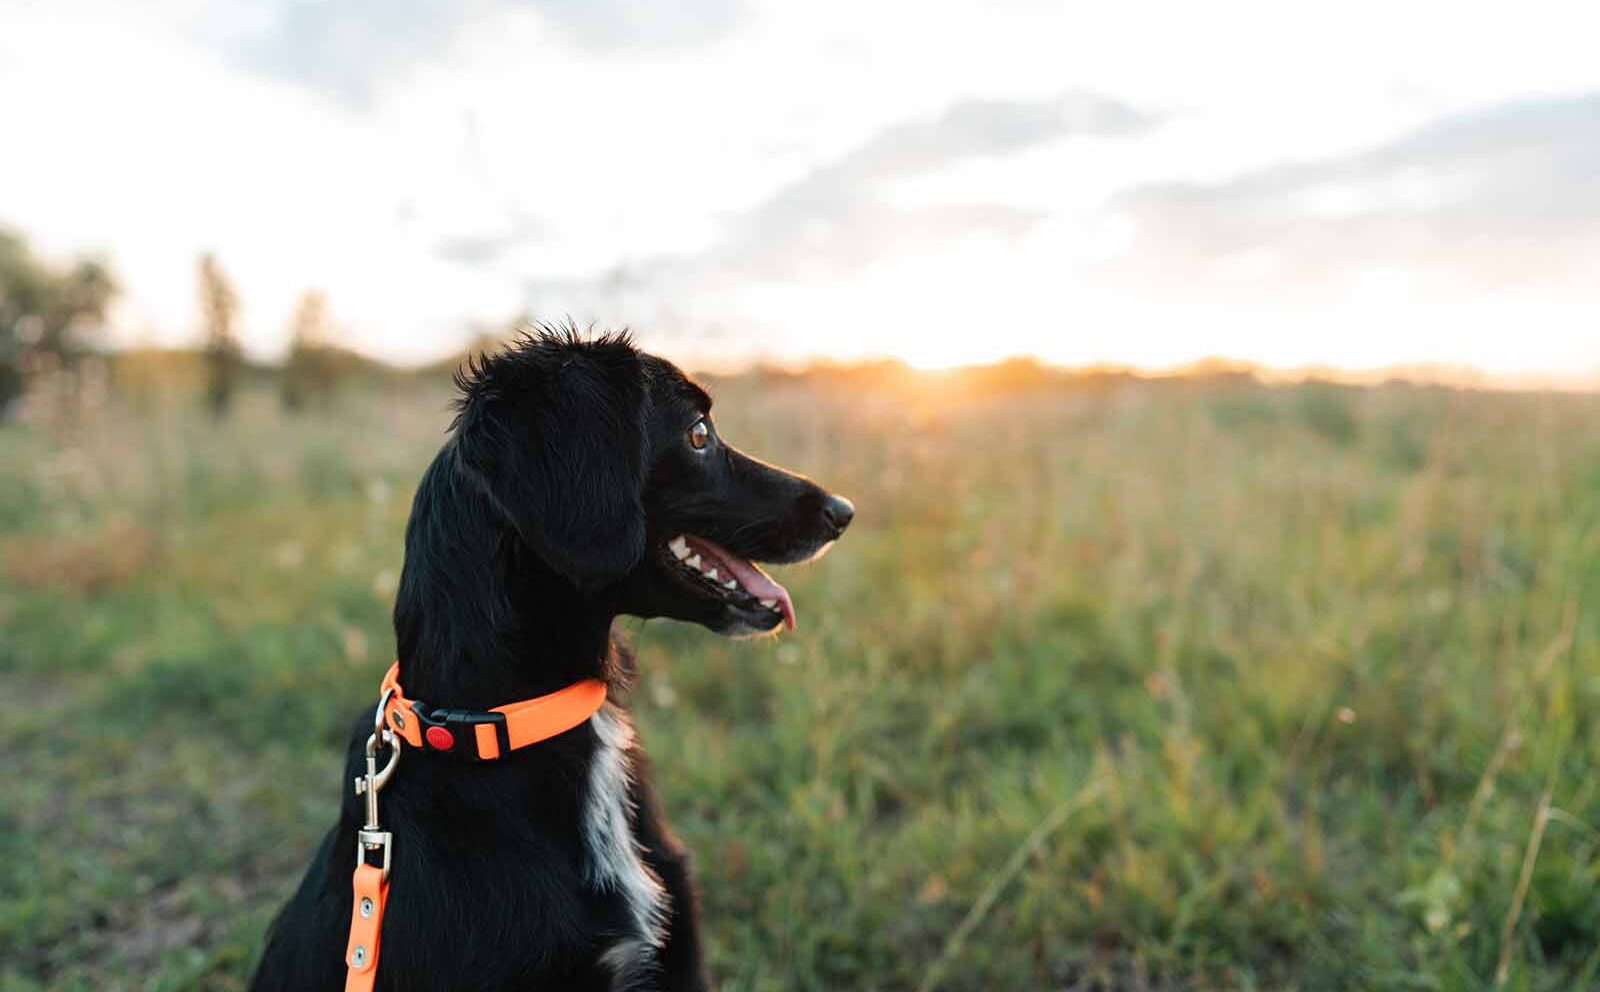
[343,863,388,992]
[341,664,607,990]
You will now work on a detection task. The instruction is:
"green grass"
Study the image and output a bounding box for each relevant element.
[2,374,1598,991]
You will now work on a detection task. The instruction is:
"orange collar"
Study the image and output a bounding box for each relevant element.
[343,665,609,991]
[377,662,608,761]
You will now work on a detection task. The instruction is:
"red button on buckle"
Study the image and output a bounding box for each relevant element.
[425,725,455,750]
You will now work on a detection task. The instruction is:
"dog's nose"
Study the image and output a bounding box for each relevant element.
[822,494,855,536]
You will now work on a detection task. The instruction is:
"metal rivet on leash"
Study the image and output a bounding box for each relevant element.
[392,711,405,730]
[359,897,374,918]
[351,945,367,967]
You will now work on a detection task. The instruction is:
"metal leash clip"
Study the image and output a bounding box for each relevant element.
[353,687,401,877]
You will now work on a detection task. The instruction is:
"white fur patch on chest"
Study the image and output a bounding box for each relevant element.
[584,704,668,983]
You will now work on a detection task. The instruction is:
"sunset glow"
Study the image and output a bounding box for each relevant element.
[3,0,1599,384]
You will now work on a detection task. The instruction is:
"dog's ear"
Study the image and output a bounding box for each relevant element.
[453,333,648,590]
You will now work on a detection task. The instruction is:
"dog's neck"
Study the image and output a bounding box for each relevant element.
[392,448,621,710]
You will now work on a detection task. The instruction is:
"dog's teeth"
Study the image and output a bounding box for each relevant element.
[723,578,738,590]
[759,598,776,608]
[704,567,719,581]
[668,536,689,559]
[684,554,701,569]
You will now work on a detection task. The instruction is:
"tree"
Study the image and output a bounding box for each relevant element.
[0,228,116,416]
[282,289,339,410]
[198,253,240,417]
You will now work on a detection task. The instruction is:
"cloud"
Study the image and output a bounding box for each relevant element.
[797,91,1148,182]
[466,90,1151,349]
[432,90,1147,285]
[639,91,1151,286]
[213,0,744,103]
[434,214,545,267]
[215,0,464,104]
[1112,93,1600,290]
[525,0,743,52]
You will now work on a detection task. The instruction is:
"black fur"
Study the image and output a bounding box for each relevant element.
[251,327,852,992]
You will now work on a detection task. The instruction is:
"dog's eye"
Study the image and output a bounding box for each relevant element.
[687,419,710,451]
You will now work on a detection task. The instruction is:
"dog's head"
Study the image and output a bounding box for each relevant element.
[450,327,852,637]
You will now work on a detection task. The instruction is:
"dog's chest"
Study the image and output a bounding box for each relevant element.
[584,704,667,983]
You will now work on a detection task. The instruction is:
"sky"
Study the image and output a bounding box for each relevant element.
[2,0,1599,382]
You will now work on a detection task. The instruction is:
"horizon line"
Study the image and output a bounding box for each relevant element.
[103,342,1600,394]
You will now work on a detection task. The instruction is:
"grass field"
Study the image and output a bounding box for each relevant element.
[2,369,1597,991]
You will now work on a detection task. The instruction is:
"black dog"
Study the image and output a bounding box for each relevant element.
[251,328,852,991]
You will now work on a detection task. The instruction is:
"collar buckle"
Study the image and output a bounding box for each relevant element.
[408,703,510,760]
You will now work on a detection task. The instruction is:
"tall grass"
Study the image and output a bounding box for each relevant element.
[1,375,1596,991]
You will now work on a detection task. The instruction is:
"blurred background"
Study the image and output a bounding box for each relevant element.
[2,2,1598,990]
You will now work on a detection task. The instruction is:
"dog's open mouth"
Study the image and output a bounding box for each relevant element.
[664,534,795,631]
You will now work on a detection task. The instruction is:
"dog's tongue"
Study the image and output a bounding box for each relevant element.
[720,554,796,631]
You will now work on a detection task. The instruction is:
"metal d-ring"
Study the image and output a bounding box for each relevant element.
[373,686,396,736]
